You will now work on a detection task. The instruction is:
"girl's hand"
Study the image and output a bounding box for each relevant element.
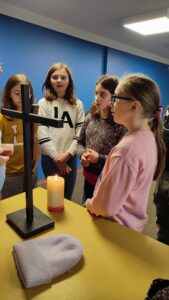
[53,152,72,167]
[85,198,95,215]
[85,149,99,164]
[80,152,91,167]
[0,155,9,166]
[58,164,72,175]
[0,144,14,166]
[53,153,72,175]
[0,144,14,157]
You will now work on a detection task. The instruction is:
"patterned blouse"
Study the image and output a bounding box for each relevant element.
[77,113,127,175]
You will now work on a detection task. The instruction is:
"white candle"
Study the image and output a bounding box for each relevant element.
[47,175,64,211]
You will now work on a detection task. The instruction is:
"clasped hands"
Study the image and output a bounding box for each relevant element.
[53,152,72,175]
[80,149,99,167]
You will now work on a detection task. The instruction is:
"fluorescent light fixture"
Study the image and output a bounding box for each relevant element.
[123,8,169,35]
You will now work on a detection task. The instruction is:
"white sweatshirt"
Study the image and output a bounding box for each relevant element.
[37,97,84,158]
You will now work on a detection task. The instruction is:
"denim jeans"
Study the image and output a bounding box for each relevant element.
[0,165,5,191]
[41,155,77,200]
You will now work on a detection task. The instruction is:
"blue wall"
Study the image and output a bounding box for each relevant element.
[1,14,169,179]
[107,48,169,108]
[0,14,104,111]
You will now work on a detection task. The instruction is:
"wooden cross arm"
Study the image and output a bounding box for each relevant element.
[1,108,63,128]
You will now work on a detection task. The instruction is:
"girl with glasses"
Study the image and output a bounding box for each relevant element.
[85,73,165,232]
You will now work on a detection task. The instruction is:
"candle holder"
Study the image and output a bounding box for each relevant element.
[6,207,55,238]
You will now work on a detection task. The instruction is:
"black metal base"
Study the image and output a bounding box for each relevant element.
[6,206,55,238]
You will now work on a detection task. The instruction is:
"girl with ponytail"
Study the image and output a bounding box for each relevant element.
[85,73,165,232]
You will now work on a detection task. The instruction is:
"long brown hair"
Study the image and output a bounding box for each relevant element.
[90,75,119,124]
[42,63,76,104]
[118,73,166,179]
[2,74,34,109]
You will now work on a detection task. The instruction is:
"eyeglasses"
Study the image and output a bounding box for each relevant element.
[111,94,135,104]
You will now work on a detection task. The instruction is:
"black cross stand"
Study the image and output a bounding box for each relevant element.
[1,84,63,238]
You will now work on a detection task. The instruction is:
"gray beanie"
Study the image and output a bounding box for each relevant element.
[13,234,83,288]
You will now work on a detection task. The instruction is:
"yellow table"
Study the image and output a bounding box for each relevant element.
[0,187,169,300]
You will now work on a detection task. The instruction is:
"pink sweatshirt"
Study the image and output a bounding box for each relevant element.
[86,130,157,232]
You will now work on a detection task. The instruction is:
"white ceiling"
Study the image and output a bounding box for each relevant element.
[1,0,169,64]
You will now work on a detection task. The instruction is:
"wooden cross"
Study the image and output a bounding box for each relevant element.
[1,84,63,238]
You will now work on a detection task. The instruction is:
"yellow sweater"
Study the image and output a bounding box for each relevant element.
[0,114,39,175]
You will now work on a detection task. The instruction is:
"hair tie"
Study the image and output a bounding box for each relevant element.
[154,105,163,119]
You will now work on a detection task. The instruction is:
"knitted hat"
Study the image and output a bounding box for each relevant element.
[13,234,83,288]
[145,278,169,299]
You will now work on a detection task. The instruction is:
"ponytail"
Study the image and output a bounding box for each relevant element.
[150,118,166,179]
